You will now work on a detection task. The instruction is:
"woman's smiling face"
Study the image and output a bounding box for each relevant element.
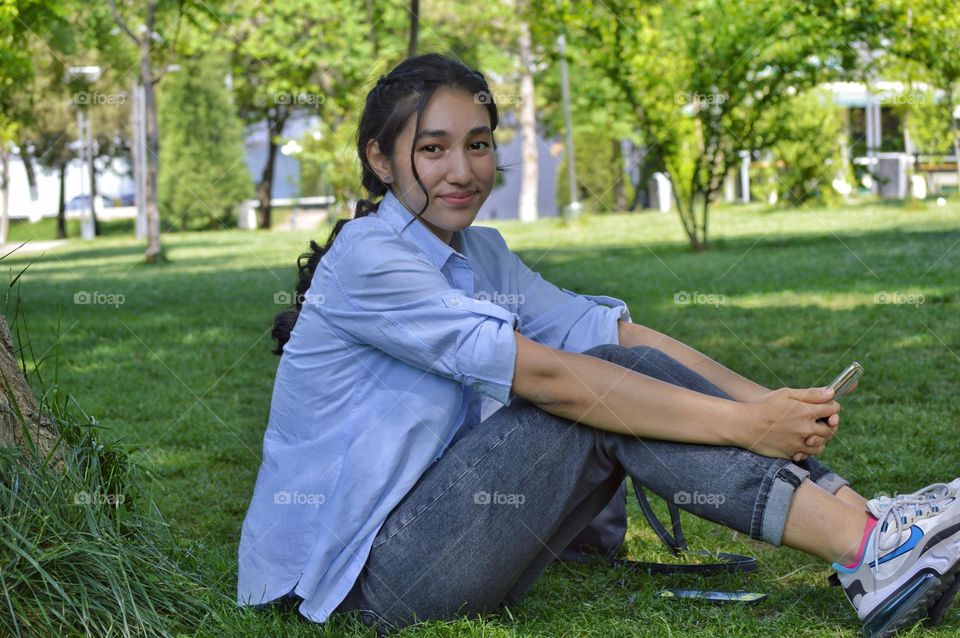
[366,86,497,245]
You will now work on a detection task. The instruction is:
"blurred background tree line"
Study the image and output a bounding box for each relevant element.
[2,0,959,255]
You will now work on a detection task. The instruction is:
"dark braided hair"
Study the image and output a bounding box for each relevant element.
[271,53,503,355]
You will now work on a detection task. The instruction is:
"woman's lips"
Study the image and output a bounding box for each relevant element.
[439,191,477,206]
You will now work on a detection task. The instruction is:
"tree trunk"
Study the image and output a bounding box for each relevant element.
[951,87,960,193]
[141,37,162,262]
[57,161,67,239]
[613,139,626,211]
[89,152,102,236]
[106,0,160,257]
[0,146,9,244]
[517,9,538,223]
[407,0,419,58]
[0,315,62,466]
[20,142,39,201]
[365,0,379,56]
[629,183,643,211]
[257,113,287,230]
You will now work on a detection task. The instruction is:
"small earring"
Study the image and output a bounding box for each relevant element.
[382,175,392,184]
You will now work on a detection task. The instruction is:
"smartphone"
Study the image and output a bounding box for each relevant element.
[658,589,768,605]
[817,361,862,425]
[827,361,863,399]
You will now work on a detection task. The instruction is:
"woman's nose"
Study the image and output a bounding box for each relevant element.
[445,149,472,184]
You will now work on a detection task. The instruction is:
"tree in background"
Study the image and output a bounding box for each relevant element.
[157,55,251,230]
[229,0,374,230]
[21,63,77,240]
[536,0,886,250]
[104,0,219,260]
[766,89,845,207]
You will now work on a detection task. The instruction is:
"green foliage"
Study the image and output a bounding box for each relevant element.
[901,88,954,156]
[555,121,629,213]
[769,90,845,207]
[748,157,779,205]
[536,0,890,249]
[158,55,252,230]
[298,112,361,218]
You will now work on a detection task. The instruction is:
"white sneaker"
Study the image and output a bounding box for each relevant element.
[864,478,960,627]
[833,487,960,637]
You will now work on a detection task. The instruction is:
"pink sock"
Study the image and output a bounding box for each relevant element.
[842,515,878,568]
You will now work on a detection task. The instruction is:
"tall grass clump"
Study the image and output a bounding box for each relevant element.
[0,255,214,637]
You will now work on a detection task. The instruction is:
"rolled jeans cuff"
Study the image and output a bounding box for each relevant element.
[814,470,849,495]
[755,461,810,547]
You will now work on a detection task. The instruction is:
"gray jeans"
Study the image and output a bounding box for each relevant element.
[332,344,848,633]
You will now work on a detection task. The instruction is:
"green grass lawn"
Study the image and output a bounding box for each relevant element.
[6,198,960,637]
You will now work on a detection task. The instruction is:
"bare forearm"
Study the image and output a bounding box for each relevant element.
[538,349,750,446]
[617,320,770,402]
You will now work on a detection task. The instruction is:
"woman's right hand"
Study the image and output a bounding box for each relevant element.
[740,387,840,461]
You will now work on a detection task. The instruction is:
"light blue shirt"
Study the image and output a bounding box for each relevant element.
[237,189,632,622]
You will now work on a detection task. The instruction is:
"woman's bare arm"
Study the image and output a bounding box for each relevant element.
[511,331,838,459]
[616,320,771,402]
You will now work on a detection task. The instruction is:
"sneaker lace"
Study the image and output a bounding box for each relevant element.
[872,482,955,512]
[872,497,943,574]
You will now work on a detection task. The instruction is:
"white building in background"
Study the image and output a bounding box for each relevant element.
[3,155,134,221]
[826,81,960,198]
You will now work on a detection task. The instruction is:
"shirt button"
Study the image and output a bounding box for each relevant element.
[450,296,461,305]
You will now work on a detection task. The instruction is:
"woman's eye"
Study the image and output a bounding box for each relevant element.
[470,141,491,151]
[419,144,442,153]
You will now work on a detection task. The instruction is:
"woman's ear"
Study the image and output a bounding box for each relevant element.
[366,139,391,182]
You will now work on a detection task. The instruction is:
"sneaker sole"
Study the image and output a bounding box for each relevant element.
[924,566,960,626]
[861,560,960,638]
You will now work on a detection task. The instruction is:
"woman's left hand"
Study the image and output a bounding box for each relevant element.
[795,380,857,461]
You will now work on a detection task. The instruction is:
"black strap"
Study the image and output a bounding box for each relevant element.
[616,478,757,576]
[632,477,686,555]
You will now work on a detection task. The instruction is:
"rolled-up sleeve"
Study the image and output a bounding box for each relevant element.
[321,228,520,405]
[503,242,632,353]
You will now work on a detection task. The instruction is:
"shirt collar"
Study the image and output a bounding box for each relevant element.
[376,188,466,270]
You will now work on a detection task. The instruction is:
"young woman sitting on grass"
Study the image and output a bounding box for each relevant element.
[237,53,960,638]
